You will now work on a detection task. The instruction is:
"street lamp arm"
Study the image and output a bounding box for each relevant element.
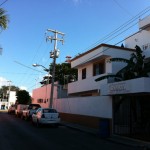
[32,63,49,72]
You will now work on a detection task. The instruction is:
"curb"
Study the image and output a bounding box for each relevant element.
[61,121,150,149]
[60,121,98,136]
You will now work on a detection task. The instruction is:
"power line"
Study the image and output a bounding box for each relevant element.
[17,7,150,92]
[81,6,150,53]
[15,35,46,87]
[73,10,150,67]
[113,0,133,16]
[0,72,40,75]
[0,0,8,6]
[14,61,45,73]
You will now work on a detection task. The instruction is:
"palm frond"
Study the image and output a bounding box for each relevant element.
[0,8,9,30]
[110,58,130,63]
[95,74,122,82]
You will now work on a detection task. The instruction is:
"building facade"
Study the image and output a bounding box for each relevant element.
[32,15,150,141]
[0,91,16,109]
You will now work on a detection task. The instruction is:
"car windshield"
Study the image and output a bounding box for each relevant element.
[43,109,57,113]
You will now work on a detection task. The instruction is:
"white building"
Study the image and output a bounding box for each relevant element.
[8,91,17,106]
[53,44,135,132]
[0,91,16,109]
[33,15,150,141]
[99,15,150,141]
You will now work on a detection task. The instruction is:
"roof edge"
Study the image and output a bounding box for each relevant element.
[71,43,135,62]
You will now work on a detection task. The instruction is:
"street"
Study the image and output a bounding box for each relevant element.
[0,112,143,150]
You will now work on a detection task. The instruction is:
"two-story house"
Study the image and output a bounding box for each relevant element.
[32,15,150,141]
[53,44,134,133]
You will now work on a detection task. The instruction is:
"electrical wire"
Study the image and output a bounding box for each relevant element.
[14,7,150,92]
[0,0,8,6]
[14,61,45,73]
[82,6,150,52]
[113,0,133,16]
[73,26,144,68]
[15,36,46,88]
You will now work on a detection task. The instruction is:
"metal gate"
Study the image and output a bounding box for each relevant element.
[113,95,150,141]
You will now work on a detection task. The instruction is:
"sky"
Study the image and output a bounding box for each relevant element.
[0,0,150,94]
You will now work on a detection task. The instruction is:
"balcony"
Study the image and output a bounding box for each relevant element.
[68,74,108,94]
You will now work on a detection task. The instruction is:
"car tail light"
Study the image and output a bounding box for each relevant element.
[41,114,45,118]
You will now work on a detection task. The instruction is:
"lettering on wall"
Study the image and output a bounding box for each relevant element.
[108,82,130,95]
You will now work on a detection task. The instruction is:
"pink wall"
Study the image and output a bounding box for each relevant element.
[32,84,57,108]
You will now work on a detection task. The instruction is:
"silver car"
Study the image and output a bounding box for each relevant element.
[32,108,60,127]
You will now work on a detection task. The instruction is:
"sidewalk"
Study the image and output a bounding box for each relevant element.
[61,121,150,149]
[61,121,98,135]
[108,135,150,149]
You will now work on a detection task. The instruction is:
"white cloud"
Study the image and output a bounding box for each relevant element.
[19,86,27,91]
[0,77,9,87]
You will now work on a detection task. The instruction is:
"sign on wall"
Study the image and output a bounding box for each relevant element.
[108,82,130,95]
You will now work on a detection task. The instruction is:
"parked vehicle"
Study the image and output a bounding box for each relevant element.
[8,104,16,114]
[22,104,41,120]
[15,104,28,117]
[32,108,60,127]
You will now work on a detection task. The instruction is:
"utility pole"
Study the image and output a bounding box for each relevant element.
[46,29,65,108]
[7,80,11,108]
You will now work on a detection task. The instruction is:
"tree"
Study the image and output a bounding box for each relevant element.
[0,8,9,30]
[95,45,150,82]
[54,63,77,85]
[16,90,31,104]
[40,63,78,86]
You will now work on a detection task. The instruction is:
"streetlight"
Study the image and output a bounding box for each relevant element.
[32,63,49,72]
[32,63,52,84]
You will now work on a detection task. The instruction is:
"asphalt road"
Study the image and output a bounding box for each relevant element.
[0,112,143,150]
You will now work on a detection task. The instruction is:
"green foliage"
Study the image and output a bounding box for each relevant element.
[16,90,31,104]
[0,8,9,30]
[41,63,78,85]
[54,63,77,85]
[95,45,150,82]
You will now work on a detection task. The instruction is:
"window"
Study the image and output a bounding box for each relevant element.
[93,62,104,76]
[82,68,86,79]
[37,99,43,103]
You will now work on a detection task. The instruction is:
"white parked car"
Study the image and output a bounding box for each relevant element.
[32,108,60,127]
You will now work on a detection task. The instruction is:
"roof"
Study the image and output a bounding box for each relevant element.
[71,43,135,62]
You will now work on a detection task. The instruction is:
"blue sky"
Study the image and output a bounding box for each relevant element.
[0,0,150,94]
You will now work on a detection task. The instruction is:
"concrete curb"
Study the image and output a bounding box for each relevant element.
[61,121,150,149]
[61,121,98,136]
